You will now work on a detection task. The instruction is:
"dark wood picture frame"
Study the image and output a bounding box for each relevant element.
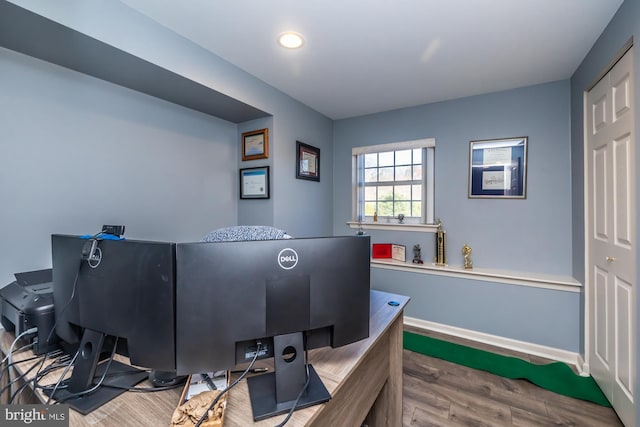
[296,141,320,182]
[240,166,270,199]
[242,128,269,161]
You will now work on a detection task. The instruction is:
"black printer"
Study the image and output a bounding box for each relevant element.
[0,269,58,354]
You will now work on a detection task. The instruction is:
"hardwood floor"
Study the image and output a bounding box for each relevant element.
[402,326,624,427]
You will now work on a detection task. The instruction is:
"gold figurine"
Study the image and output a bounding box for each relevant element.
[462,243,473,269]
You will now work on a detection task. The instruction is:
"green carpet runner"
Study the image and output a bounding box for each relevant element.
[403,331,610,407]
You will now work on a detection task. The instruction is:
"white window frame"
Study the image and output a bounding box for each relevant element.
[351,138,435,229]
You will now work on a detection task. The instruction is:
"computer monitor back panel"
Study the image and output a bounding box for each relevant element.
[51,234,176,371]
[175,236,370,375]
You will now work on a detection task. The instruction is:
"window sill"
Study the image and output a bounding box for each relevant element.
[347,221,438,233]
[371,259,582,293]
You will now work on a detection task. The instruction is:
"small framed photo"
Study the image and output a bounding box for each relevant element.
[296,141,320,182]
[468,136,528,199]
[242,128,269,161]
[240,166,270,199]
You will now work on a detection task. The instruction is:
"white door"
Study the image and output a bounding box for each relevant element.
[586,48,636,427]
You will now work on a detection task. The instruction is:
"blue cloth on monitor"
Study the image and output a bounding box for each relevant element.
[200,225,292,242]
[79,233,124,240]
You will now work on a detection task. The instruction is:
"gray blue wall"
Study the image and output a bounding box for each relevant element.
[0,46,238,284]
[2,0,634,371]
[0,0,334,286]
[333,81,579,351]
[570,0,639,421]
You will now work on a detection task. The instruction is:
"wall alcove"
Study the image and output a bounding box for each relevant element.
[0,0,269,124]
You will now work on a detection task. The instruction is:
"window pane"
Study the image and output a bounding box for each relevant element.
[378,185,393,201]
[364,186,377,201]
[396,150,412,165]
[412,184,422,200]
[412,201,422,216]
[395,201,410,216]
[364,168,378,182]
[412,164,422,180]
[378,201,394,216]
[412,149,422,164]
[353,144,434,224]
[365,202,377,216]
[378,151,394,167]
[395,166,412,181]
[394,185,411,200]
[364,153,378,168]
[378,167,394,181]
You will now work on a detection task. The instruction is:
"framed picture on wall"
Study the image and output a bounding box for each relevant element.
[242,128,269,161]
[296,141,320,182]
[240,166,270,199]
[468,136,528,199]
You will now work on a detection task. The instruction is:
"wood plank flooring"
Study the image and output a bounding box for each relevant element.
[402,326,624,427]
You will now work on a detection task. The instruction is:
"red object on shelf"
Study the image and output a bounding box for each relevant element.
[372,243,393,258]
[372,243,406,261]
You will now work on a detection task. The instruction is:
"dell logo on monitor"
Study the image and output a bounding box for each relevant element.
[277,248,299,270]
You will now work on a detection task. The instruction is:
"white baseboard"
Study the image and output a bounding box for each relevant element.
[578,359,590,377]
[404,316,587,374]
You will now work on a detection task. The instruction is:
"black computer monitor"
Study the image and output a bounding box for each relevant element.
[175,235,371,421]
[49,234,176,414]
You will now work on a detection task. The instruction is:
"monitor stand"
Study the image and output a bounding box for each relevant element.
[247,332,331,421]
[44,328,148,414]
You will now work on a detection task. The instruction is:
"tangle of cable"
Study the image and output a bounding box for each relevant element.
[57,337,120,404]
[194,342,263,427]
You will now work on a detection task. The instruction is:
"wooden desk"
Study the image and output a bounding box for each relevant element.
[1,290,409,427]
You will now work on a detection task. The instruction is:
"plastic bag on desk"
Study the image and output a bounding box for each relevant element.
[171,390,224,427]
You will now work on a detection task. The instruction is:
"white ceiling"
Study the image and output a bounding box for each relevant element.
[119,0,623,120]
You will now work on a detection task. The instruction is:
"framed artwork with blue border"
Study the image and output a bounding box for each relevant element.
[240,166,270,199]
[468,137,527,199]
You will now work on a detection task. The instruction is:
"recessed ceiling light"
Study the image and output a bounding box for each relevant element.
[278,32,304,49]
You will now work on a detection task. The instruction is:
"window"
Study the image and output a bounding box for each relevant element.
[352,138,435,225]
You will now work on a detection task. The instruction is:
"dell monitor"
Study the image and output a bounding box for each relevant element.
[49,234,177,414]
[175,235,371,421]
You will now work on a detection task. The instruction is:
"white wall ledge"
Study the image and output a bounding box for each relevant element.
[372,259,582,293]
[347,221,438,233]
